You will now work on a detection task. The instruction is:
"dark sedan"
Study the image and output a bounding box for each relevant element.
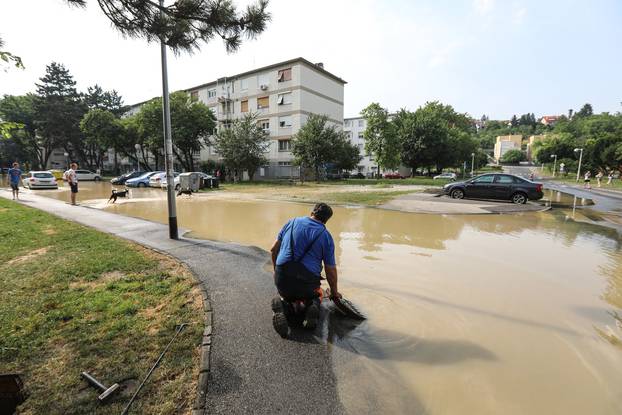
[110,170,146,185]
[443,173,543,204]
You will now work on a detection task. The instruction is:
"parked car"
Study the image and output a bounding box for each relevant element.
[351,172,365,179]
[72,170,101,181]
[433,172,457,181]
[111,171,146,185]
[442,173,543,204]
[126,171,162,187]
[22,171,58,189]
[149,172,179,188]
[162,172,210,190]
[384,173,405,179]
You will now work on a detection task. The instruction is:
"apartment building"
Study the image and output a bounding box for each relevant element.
[343,116,375,176]
[493,135,523,162]
[188,58,345,178]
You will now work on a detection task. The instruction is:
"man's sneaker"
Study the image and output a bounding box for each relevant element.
[271,296,289,339]
[302,299,320,330]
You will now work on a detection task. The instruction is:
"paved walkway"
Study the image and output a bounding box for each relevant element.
[1,190,345,415]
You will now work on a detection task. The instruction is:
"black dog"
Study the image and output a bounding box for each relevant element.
[108,188,129,204]
[176,189,193,197]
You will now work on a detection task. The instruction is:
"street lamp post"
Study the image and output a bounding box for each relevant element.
[470,153,475,177]
[134,144,141,171]
[63,152,69,170]
[574,148,583,182]
[160,0,178,240]
[550,154,557,178]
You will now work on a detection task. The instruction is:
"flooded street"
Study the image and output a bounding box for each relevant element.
[32,182,622,414]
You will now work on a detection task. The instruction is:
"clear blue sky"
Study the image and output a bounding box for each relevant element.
[1,0,621,119]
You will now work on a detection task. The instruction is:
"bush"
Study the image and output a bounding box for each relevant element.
[500,149,526,164]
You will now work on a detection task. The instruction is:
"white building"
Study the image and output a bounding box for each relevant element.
[125,57,346,178]
[343,116,374,177]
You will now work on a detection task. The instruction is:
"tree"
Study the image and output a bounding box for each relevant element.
[84,84,124,115]
[80,109,123,171]
[575,103,594,118]
[136,92,215,171]
[0,94,42,168]
[34,62,87,168]
[333,136,362,172]
[65,0,271,54]
[500,149,525,164]
[0,36,24,71]
[214,113,269,181]
[361,103,400,177]
[291,114,351,181]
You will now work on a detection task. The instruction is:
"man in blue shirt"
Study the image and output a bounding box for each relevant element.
[269,203,341,337]
[7,162,22,200]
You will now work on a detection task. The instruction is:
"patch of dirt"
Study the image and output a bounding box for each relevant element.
[43,227,57,235]
[69,270,127,289]
[7,247,50,265]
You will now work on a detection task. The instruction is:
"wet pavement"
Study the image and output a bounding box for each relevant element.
[6,181,622,414]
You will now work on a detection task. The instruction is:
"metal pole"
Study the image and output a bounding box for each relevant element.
[160,0,178,239]
[470,153,475,177]
[575,149,583,182]
[552,155,557,178]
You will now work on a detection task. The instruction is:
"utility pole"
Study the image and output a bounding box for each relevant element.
[574,148,583,182]
[160,0,178,239]
[471,152,475,177]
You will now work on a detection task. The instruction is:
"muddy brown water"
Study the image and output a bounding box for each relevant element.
[29,182,622,414]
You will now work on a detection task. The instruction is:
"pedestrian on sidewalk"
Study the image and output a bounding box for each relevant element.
[596,171,603,187]
[7,162,22,200]
[64,162,79,205]
[607,171,614,186]
[583,171,591,189]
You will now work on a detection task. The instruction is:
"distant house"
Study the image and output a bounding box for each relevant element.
[526,135,548,161]
[494,135,523,162]
[540,115,560,126]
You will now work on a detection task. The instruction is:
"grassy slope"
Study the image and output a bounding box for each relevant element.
[0,199,202,414]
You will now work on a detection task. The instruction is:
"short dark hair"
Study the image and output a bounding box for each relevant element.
[311,203,333,224]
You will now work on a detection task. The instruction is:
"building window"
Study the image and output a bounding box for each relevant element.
[240,78,248,91]
[358,132,364,139]
[277,92,292,105]
[279,115,292,128]
[257,96,269,109]
[345,120,351,127]
[241,100,249,113]
[258,73,269,89]
[208,89,216,98]
[358,119,365,127]
[278,139,292,151]
[278,161,292,167]
[258,119,270,132]
[190,91,199,102]
[277,68,292,82]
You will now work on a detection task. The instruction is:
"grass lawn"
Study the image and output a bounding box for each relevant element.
[289,189,417,205]
[0,198,203,414]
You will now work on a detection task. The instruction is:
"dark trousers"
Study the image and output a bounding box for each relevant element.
[274,262,321,301]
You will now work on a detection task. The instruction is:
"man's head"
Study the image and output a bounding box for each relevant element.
[311,203,333,224]
[71,162,78,169]
[12,162,19,168]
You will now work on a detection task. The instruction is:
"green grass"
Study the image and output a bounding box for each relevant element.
[0,199,203,414]
[291,190,417,205]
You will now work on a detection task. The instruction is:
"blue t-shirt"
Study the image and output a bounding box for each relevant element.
[276,216,336,275]
[8,168,22,184]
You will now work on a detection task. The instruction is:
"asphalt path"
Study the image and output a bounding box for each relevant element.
[0,190,345,415]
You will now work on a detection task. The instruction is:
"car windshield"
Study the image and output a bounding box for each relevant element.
[34,172,53,178]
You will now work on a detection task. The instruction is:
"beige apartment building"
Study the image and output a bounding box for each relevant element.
[494,135,523,162]
[122,58,345,178]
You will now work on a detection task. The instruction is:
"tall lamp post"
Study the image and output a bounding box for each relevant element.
[574,148,583,182]
[471,152,475,177]
[134,144,141,171]
[550,154,557,178]
[63,152,69,170]
[160,0,178,239]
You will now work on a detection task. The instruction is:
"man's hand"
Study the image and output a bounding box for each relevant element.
[325,265,340,301]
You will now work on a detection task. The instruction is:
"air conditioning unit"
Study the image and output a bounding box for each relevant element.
[260,84,268,91]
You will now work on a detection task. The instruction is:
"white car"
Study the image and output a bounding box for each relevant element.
[149,172,169,188]
[161,172,212,190]
[73,170,102,181]
[22,171,59,189]
[433,172,457,181]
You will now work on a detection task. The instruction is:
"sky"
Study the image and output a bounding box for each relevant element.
[1,0,621,119]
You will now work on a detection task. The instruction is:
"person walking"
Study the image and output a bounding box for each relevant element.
[583,171,591,189]
[607,171,614,186]
[7,162,22,200]
[596,171,603,187]
[64,162,79,205]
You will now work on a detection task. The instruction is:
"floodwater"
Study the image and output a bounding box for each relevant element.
[30,182,622,414]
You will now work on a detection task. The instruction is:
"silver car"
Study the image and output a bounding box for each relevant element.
[22,171,59,189]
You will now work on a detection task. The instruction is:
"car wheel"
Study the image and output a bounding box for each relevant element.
[450,188,465,199]
[94,176,101,182]
[511,192,527,204]
[175,184,180,191]
[138,182,146,188]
